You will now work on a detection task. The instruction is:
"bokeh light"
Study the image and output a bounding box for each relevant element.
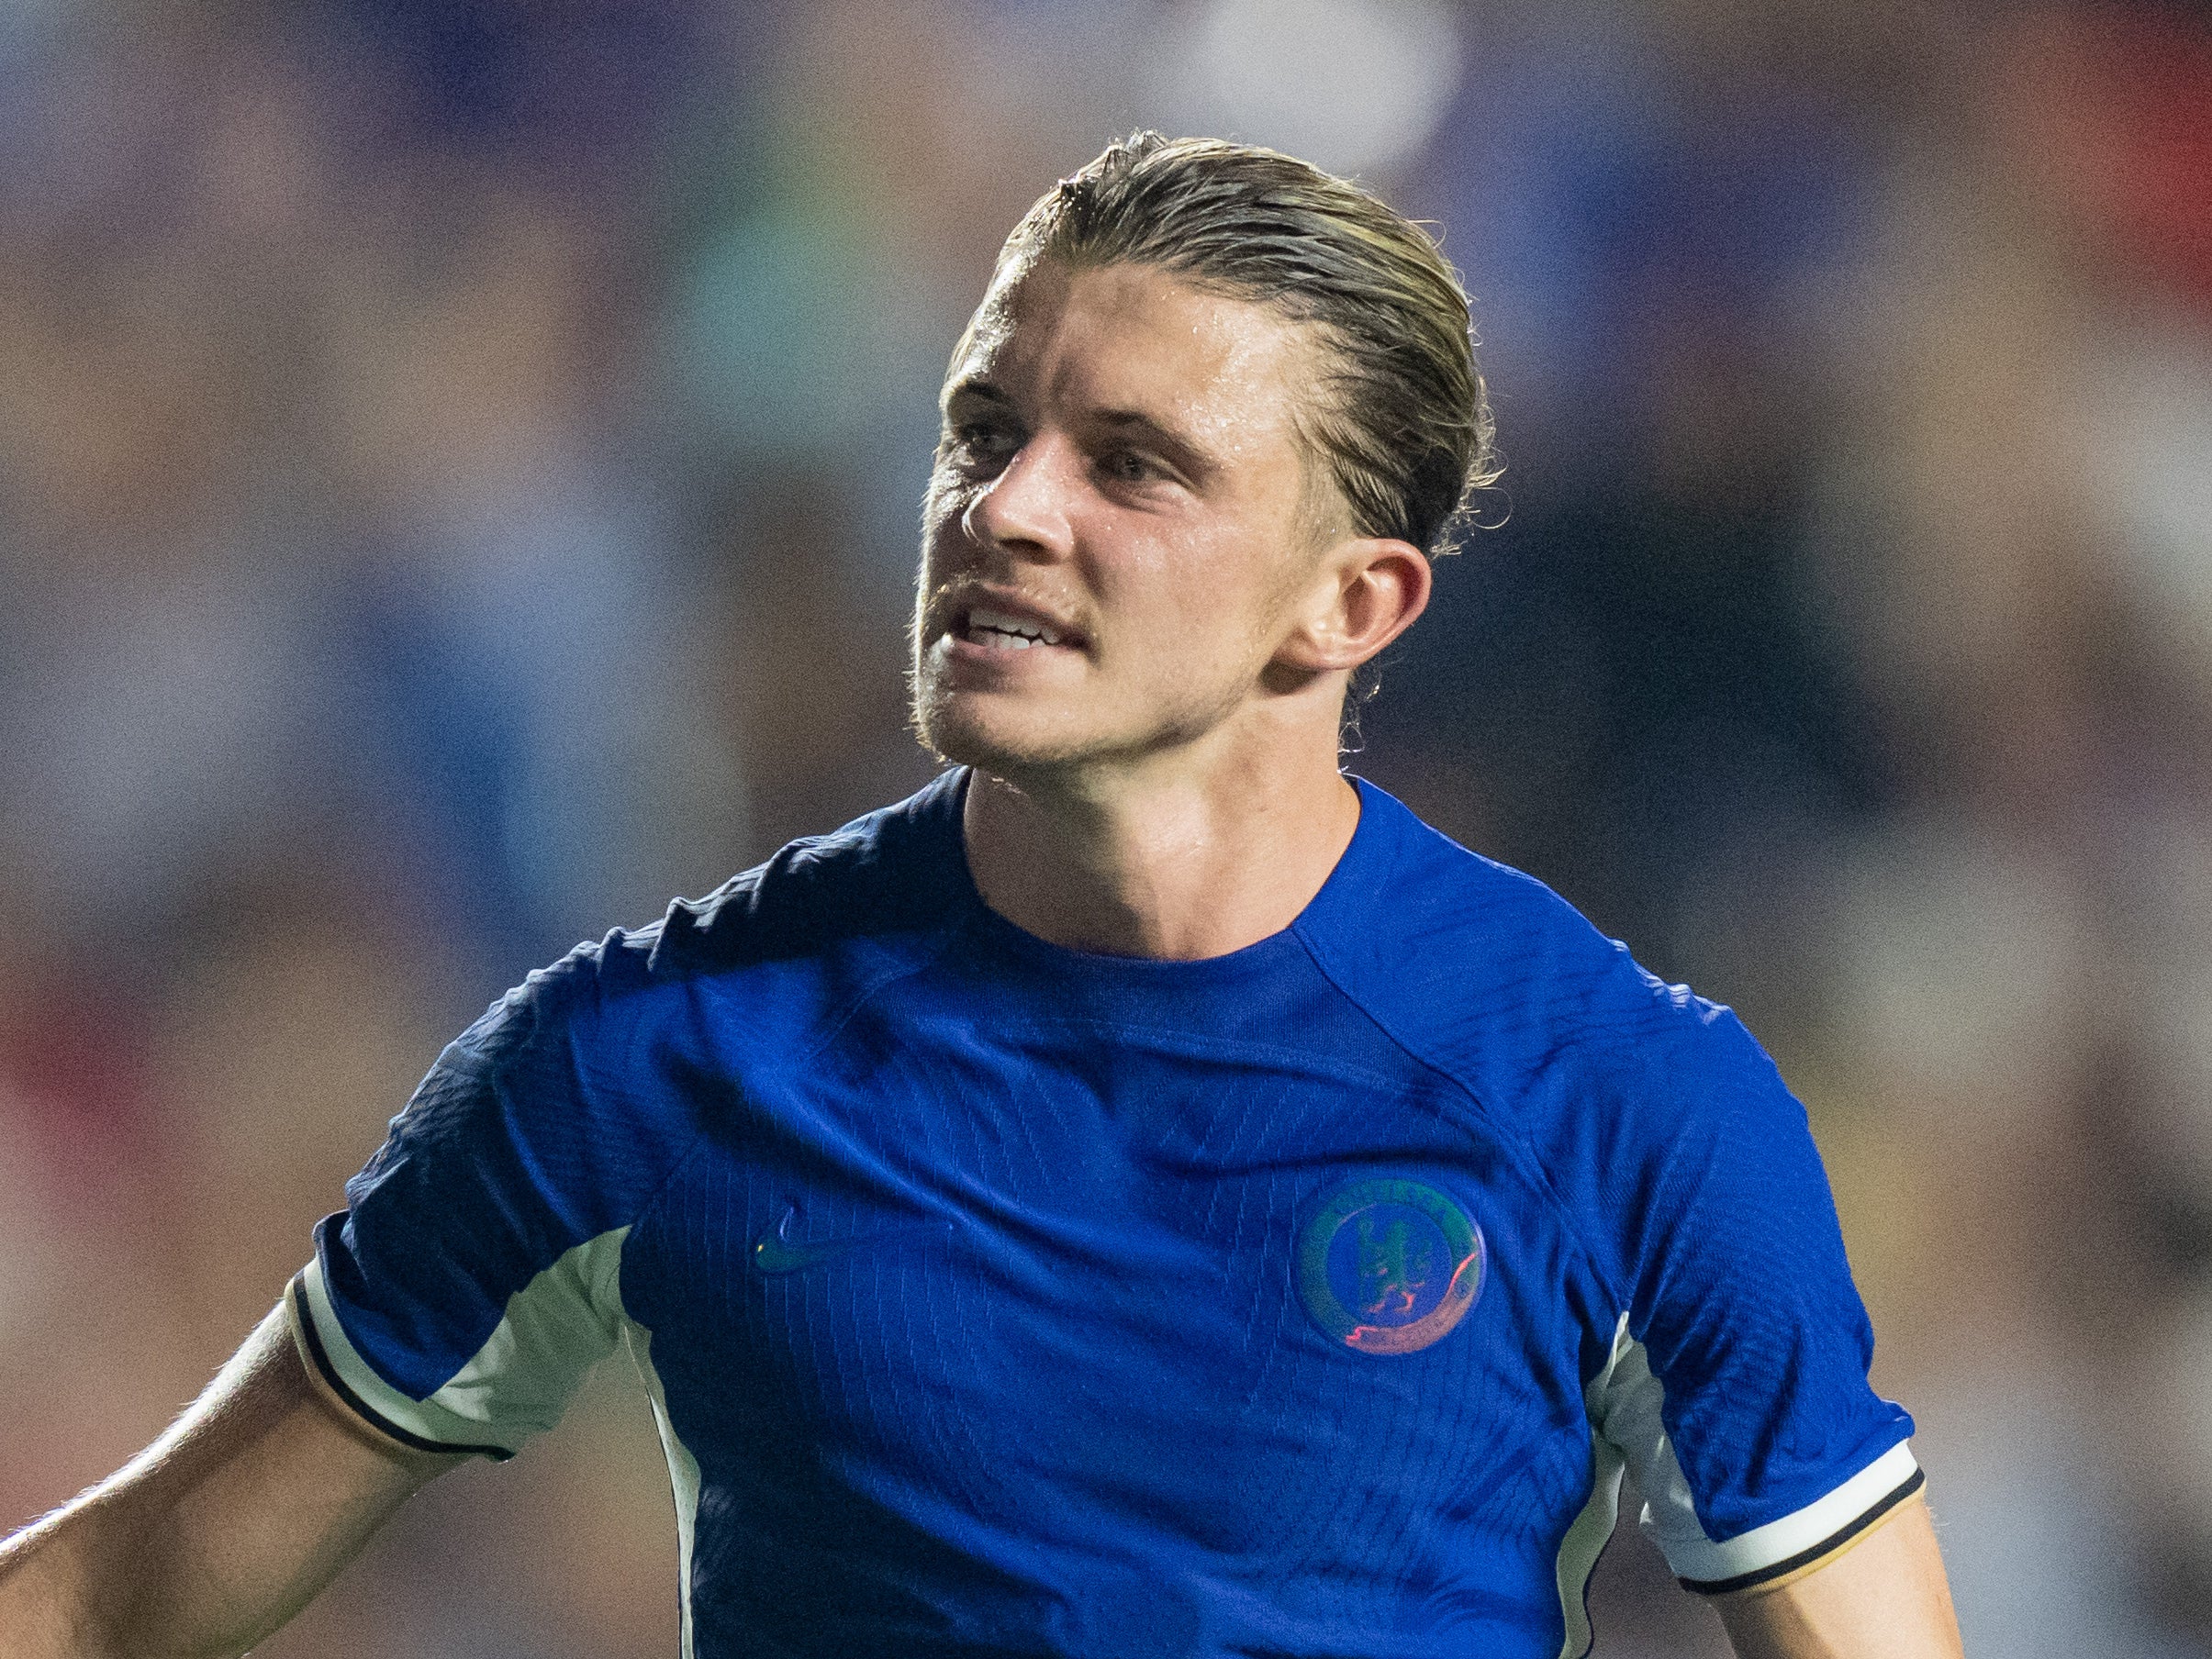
[5,1,2212,1652]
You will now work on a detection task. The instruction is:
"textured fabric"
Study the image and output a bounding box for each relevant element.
[310,769,1913,1658]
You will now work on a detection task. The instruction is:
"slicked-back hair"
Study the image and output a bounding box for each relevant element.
[996,132,1500,562]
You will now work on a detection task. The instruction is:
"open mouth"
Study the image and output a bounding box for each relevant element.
[960,605,1078,651]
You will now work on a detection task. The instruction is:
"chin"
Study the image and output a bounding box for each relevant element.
[909,677,1112,782]
[910,650,1246,783]
[914,700,1077,779]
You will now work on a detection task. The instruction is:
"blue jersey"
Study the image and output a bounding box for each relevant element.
[292,770,1916,1658]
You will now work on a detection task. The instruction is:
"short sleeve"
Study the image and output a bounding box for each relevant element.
[1590,1005,1918,1594]
[289,942,679,1459]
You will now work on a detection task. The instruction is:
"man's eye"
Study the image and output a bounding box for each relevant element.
[945,424,1016,466]
[1100,450,1165,484]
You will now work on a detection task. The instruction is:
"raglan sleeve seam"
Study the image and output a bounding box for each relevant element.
[1288,919,1636,1319]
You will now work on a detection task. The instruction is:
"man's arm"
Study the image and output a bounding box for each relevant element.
[0,1300,460,1659]
[1715,1492,1964,1659]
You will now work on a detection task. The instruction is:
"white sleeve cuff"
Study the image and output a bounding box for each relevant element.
[291,1226,631,1462]
[1585,1316,1925,1593]
[1653,1439,1924,1593]
[289,1258,521,1458]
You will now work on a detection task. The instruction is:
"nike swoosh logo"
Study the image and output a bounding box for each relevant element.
[751,1204,950,1275]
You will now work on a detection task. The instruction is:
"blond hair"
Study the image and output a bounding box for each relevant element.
[1000,132,1499,560]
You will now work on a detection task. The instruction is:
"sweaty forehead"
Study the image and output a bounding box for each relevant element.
[946,260,1318,459]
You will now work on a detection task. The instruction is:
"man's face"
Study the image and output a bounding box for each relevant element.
[910,258,1344,780]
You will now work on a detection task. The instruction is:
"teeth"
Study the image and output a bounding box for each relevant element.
[967,606,1066,647]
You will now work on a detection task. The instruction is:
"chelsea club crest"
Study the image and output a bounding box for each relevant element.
[1298,1177,1485,1355]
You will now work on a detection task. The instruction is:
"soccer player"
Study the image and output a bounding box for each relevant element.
[0,135,1961,1659]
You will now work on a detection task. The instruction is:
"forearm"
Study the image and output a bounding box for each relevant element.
[0,1304,446,1659]
[0,1480,349,1659]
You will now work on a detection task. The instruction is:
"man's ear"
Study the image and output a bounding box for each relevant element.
[1274,536,1432,674]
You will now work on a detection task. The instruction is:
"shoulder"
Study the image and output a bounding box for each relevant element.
[1302,780,1824,1305]
[375,773,973,1178]
[642,767,971,977]
[1299,778,1771,1107]
[451,769,974,1074]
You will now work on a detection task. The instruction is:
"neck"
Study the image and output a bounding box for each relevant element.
[960,737,1361,960]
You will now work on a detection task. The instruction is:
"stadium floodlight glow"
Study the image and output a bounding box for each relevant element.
[1145,0,1463,179]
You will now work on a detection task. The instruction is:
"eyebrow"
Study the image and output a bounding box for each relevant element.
[1089,408,1218,484]
[941,376,1013,417]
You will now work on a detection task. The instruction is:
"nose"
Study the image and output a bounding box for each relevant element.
[961,431,1077,563]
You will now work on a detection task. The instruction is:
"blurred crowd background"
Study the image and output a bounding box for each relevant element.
[3,0,2210,1653]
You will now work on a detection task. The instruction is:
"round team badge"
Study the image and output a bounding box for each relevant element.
[1297,1177,1485,1355]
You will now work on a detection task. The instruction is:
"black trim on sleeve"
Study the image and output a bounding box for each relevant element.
[1679,1466,1927,1597]
[288,1274,514,1462]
